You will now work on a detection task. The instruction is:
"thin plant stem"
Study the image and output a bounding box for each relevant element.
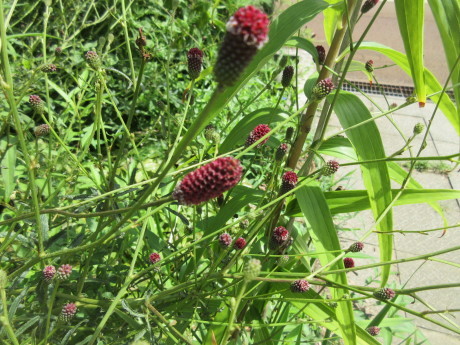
[0,0,44,255]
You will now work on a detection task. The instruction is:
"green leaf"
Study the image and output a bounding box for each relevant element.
[323,0,344,45]
[339,42,459,134]
[387,162,447,226]
[286,188,460,216]
[284,36,318,61]
[276,283,380,345]
[330,91,393,285]
[219,108,288,154]
[295,182,356,345]
[1,143,16,202]
[394,0,426,105]
[428,0,460,111]
[318,136,358,161]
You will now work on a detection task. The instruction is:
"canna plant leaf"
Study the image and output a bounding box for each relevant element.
[428,0,460,113]
[286,188,460,216]
[295,182,357,345]
[331,91,393,286]
[394,0,426,106]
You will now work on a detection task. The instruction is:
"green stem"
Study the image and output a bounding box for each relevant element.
[107,57,146,190]
[44,281,60,344]
[0,284,20,345]
[0,0,44,255]
[221,279,248,345]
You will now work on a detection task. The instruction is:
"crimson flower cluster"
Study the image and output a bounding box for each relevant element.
[173,157,242,206]
[245,124,271,147]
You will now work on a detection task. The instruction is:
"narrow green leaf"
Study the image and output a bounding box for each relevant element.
[331,91,393,285]
[219,107,287,153]
[284,36,318,60]
[428,0,460,111]
[394,0,426,105]
[295,182,356,345]
[323,0,344,45]
[1,144,16,202]
[286,188,460,216]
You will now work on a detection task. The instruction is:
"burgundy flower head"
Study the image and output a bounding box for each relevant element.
[56,264,72,281]
[344,257,355,268]
[291,279,310,293]
[42,265,56,283]
[361,0,379,14]
[219,233,232,247]
[275,143,288,161]
[348,242,364,253]
[281,171,298,194]
[323,160,339,176]
[272,226,289,244]
[226,6,269,48]
[234,237,247,250]
[60,303,77,321]
[316,45,326,65]
[367,326,381,336]
[374,287,396,300]
[173,157,242,205]
[149,252,161,264]
[215,6,269,86]
[312,78,335,100]
[281,66,294,88]
[187,48,203,79]
[245,124,271,147]
[365,60,374,73]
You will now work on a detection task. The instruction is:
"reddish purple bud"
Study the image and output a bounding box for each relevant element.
[215,6,269,87]
[275,143,288,161]
[41,64,57,73]
[173,157,242,206]
[29,95,44,114]
[291,279,310,293]
[245,124,271,147]
[149,253,161,264]
[365,60,374,73]
[234,237,247,250]
[34,124,50,137]
[316,45,326,65]
[281,171,298,194]
[367,326,381,336]
[272,226,289,244]
[374,287,396,300]
[85,50,101,69]
[344,257,355,268]
[323,160,339,176]
[361,0,379,14]
[219,233,232,247]
[60,303,77,321]
[187,48,203,79]
[281,66,294,88]
[312,78,335,101]
[42,265,56,283]
[56,264,72,281]
[348,242,364,253]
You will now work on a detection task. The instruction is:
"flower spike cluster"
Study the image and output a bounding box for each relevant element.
[245,124,271,147]
[173,157,242,205]
[214,6,269,87]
